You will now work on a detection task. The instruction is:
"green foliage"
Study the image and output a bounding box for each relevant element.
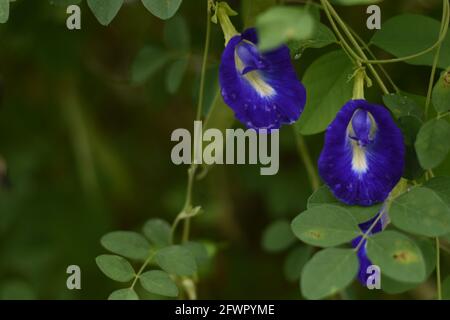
[425,176,450,207]
[241,0,276,27]
[443,276,450,300]
[381,238,436,294]
[307,185,381,223]
[382,93,423,119]
[256,6,315,51]
[165,58,189,94]
[139,270,179,297]
[301,248,358,300]
[143,218,172,247]
[389,186,450,237]
[101,231,151,261]
[432,69,450,113]
[398,115,423,146]
[183,241,210,269]
[262,220,296,252]
[397,116,424,179]
[87,0,124,26]
[296,51,353,135]
[3,0,450,302]
[331,0,381,5]
[371,14,450,69]
[132,15,190,93]
[283,245,312,282]
[164,15,190,52]
[108,288,139,300]
[0,280,36,300]
[415,119,450,169]
[142,0,183,20]
[49,0,82,6]
[96,217,209,299]
[288,24,336,58]
[291,205,361,247]
[131,46,170,84]
[0,0,9,24]
[366,231,426,283]
[96,254,135,282]
[155,245,197,276]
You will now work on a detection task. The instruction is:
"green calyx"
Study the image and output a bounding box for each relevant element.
[211,1,239,46]
[351,67,372,100]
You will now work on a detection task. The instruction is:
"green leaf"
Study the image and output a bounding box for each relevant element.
[139,270,179,297]
[241,0,276,27]
[142,0,182,20]
[284,245,312,282]
[256,6,315,51]
[49,0,82,6]
[432,69,450,113]
[381,238,436,294]
[108,288,139,300]
[183,241,210,268]
[291,204,361,247]
[262,220,296,252]
[331,0,381,5]
[288,23,336,58]
[307,185,381,223]
[142,218,171,247]
[164,15,190,51]
[382,93,423,119]
[425,176,450,207]
[398,115,423,146]
[0,0,9,24]
[366,231,426,283]
[301,248,358,300]
[101,231,150,261]
[371,14,450,69]
[155,245,197,276]
[415,119,450,169]
[390,186,450,237]
[165,58,189,94]
[131,46,170,84]
[96,254,135,282]
[443,276,450,300]
[296,51,353,135]
[87,0,124,26]
[398,116,424,180]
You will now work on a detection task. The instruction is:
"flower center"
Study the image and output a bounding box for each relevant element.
[347,109,377,174]
[234,40,275,98]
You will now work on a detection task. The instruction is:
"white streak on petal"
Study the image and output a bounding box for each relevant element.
[351,142,368,174]
[234,52,275,98]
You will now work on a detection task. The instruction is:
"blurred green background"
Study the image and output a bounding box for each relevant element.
[0,0,449,299]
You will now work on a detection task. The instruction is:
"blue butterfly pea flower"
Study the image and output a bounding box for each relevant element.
[351,211,388,285]
[219,28,307,130]
[318,99,405,206]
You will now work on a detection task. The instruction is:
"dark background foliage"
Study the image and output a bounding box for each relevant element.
[0,0,449,299]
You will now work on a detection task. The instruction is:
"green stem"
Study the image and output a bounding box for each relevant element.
[436,237,442,300]
[353,210,385,252]
[425,1,449,118]
[293,128,320,192]
[130,251,155,289]
[175,0,212,245]
[196,2,212,121]
[322,0,390,95]
[349,27,400,93]
[438,111,450,119]
[320,0,360,65]
[363,0,449,65]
